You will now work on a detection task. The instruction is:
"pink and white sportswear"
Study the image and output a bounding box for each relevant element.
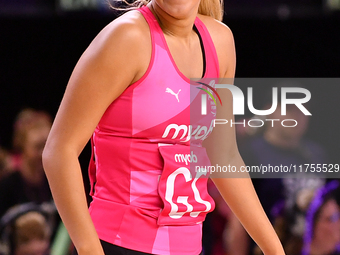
[88,5,220,255]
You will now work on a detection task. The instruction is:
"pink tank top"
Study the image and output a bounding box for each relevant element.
[88,5,220,255]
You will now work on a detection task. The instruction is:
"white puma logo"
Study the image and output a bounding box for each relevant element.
[165,88,181,102]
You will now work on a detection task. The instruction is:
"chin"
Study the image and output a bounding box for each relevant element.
[156,0,200,19]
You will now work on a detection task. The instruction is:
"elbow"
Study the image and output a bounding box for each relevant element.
[209,143,241,165]
[42,139,80,175]
[42,139,62,174]
[42,143,54,175]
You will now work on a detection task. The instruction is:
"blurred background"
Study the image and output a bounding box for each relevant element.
[0,0,339,255]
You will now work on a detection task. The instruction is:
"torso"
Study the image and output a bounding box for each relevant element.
[85,5,235,254]
[114,7,231,86]
[88,6,221,254]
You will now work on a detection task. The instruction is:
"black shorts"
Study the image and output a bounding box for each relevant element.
[72,239,152,255]
[72,239,204,255]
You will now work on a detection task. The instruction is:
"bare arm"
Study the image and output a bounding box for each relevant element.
[202,23,285,255]
[42,12,150,255]
[224,211,250,255]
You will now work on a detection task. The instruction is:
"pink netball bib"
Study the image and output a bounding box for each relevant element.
[157,144,215,226]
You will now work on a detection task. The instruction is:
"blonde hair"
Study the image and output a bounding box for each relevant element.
[111,0,224,21]
[198,0,224,21]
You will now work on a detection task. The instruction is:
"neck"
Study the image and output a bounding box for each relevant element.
[148,1,198,40]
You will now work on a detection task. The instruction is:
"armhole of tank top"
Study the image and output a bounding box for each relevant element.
[193,24,206,79]
[194,17,220,78]
[124,7,155,91]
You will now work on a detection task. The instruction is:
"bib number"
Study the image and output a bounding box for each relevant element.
[157,144,215,226]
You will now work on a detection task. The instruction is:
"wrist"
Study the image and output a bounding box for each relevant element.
[76,240,105,255]
[263,247,285,255]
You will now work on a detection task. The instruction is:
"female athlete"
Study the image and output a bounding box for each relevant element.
[42,0,286,254]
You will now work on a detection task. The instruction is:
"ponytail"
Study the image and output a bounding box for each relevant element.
[111,0,224,21]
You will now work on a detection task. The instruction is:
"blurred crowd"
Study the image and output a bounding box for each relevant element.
[0,104,339,255]
[0,108,68,255]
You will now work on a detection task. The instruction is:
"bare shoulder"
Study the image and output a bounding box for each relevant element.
[87,9,150,57]
[97,10,149,46]
[197,14,234,42]
[197,14,236,78]
[78,9,151,85]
